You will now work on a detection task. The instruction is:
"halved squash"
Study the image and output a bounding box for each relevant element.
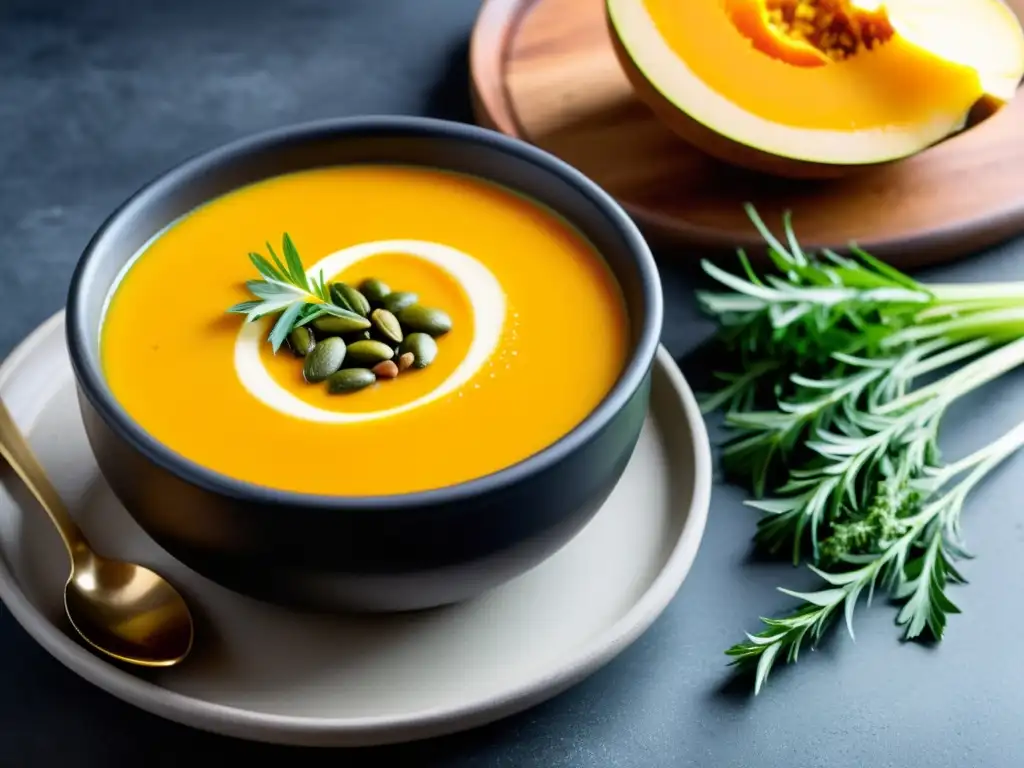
[607,0,1024,178]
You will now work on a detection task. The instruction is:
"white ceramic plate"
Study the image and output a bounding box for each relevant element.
[0,312,711,747]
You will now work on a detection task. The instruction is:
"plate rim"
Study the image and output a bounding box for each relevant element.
[0,310,712,747]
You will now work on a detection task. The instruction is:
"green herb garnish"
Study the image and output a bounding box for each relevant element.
[700,205,1024,693]
[226,234,454,393]
[226,233,365,352]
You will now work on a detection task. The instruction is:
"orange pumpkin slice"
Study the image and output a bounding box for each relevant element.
[607,0,1024,177]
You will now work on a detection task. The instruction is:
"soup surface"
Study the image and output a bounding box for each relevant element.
[101,165,629,496]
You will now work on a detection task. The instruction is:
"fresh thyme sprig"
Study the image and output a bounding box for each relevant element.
[699,205,1024,692]
[226,233,365,352]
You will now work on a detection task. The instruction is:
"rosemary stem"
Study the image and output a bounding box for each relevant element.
[930,282,1024,302]
[903,338,994,380]
[699,359,780,414]
[877,336,1024,415]
[887,307,1024,347]
[916,298,1024,322]
[939,416,1024,480]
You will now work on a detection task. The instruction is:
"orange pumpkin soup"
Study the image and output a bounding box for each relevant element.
[100,165,629,496]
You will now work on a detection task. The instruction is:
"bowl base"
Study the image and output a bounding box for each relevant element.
[149,495,610,614]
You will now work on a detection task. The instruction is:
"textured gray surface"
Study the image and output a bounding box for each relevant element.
[3,0,1024,764]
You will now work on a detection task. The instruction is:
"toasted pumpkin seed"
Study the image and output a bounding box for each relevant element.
[398,305,452,337]
[313,312,371,335]
[286,326,315,357]
[399,333,438,369]
[303,337,346,382]
[359,277,391,305]
[331,283,371,317]
[382,291,418,314]
[371,308,403,344]
[346,339,395,367]
[326,368,375,394]
[328,283,353,312]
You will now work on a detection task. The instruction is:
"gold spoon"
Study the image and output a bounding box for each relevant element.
[0,397,193,667]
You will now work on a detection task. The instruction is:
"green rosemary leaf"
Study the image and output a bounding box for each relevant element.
[281,232,310,291]
[268,300,305,353]
[317,303,366,320]
[776,587,847,607]
[244,278,306,301]
[244,296,302,320]
[248,251,286,283]
[293,306,329,327]
[753,641,782,695]
[736,249,763,286]
[743,202,797,269]
[745,497,803,515]
[314,269,330,302]
[226,300,262,314]
[781,211,807,268]
[265,240,290,283]
[893,529,963,641]
[847,243,924,293]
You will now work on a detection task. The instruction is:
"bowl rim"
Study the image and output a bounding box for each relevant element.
[65,115,664,511]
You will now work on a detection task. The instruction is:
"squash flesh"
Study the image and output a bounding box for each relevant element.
[882,0,1024,102]
[641,0,985,131]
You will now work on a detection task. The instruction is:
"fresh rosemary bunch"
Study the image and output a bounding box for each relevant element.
[699,210,1024,496]
[699,205,1024,692]
[226,233,366,352]
[727,417,1024,694]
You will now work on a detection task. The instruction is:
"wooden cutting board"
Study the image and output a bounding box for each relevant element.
[469,0,1024,266]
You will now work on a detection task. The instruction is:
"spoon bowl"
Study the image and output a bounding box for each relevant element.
[64,551,193,667]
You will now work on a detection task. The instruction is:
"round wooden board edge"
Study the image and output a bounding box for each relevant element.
[467,0,1024,267]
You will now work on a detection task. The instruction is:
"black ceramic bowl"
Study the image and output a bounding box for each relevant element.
[66,116,663,613]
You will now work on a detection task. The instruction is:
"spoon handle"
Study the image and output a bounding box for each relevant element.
[0,396,87,559]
